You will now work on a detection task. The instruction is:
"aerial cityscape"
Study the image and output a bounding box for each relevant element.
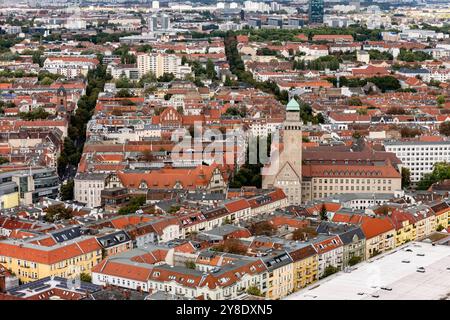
[0,0,449,302]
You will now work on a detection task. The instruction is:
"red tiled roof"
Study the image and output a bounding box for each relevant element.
[224,199,251,213]
[0,237,101,265]
[302,164,401,178]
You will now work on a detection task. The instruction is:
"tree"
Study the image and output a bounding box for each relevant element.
[249,221,276,236]
[439,122,450,137]
[356,108,367,115]
[138,72,157,87]
[136,44,152,53]
[366,76,400,92]
[246,285,263,297]
[223,217,232,225]
[19,107,50,120]
[224,76,234,86]
[256,47,278,56]
[348,255,362,266]
[398,49,432,62]
[0,157,9,165]
[118,195,147,215]
[57,63,108,179]
[321,265,339,279]
[185,261,196,269]
[141,149,155,162]
[401,167,411,189]
[320,204,328,221]
[212,239,247,255]
[417,162,450,190]
[39,77,54,86]
[224,107,239,116]
[144,85,157,95]
[111,109,123,116]
[386,106,407,115]
[437,95,446,106]
[307,56,339,70]
[224,106,245,117]
[176,106,184,115]
[115,75,133,88]
[437,224,444,232]
[79,273,92,283]
[205,59,216,80]
[368,49,393,61]
[400,127,421,138]
[115,89,133,98]
[44,205,73,222]
[370,248,380,258]
[348,96,363,106]
[168,205,181,214]
[157,73,175,82]
[292,227,318,241]
[32,50,45,67]
[60,180,74,200]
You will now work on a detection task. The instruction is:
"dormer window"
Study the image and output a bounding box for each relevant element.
[139,181,148,189]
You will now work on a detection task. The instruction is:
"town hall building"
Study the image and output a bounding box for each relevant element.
[262,98,303,205]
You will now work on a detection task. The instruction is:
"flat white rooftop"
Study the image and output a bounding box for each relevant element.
[285,242,450,300]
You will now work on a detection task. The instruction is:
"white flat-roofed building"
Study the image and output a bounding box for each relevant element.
[384,140,450,183]
[284,241,450,300]
[43,56,99,78]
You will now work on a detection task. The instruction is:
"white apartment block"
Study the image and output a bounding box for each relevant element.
[106,63,140,80]
[74,173,107,208]
[43,56,98,78]
[137,53,191,79]
[426,69,450,83]
[384,140,450,183]
[248,119,283,137]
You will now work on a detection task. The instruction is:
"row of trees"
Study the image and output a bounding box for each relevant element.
[368,49,393,61]
[398,49,432,62]
[73,31,141,45]
[57,59,111,198]
[294,55,340,71]
[234,25,383,42]
[325,76,401,92]
[18,107,50,120]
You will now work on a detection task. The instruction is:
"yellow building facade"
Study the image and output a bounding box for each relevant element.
[0,237,102,283]
[0,192,19,209]
[394,220,416,247]
[292,254,318,290]
[264,253,294,300]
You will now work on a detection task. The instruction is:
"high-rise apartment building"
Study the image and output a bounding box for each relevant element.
[161,14,170,30]
[309,0,324,24]
[137,53,188,79]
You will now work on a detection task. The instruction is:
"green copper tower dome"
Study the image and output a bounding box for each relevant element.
[286,98,300,112]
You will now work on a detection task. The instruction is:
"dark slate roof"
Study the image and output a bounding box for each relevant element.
[261,251,293,271]
[96,230,131,248]
[50,226,83,243]
[316,221,365,245]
